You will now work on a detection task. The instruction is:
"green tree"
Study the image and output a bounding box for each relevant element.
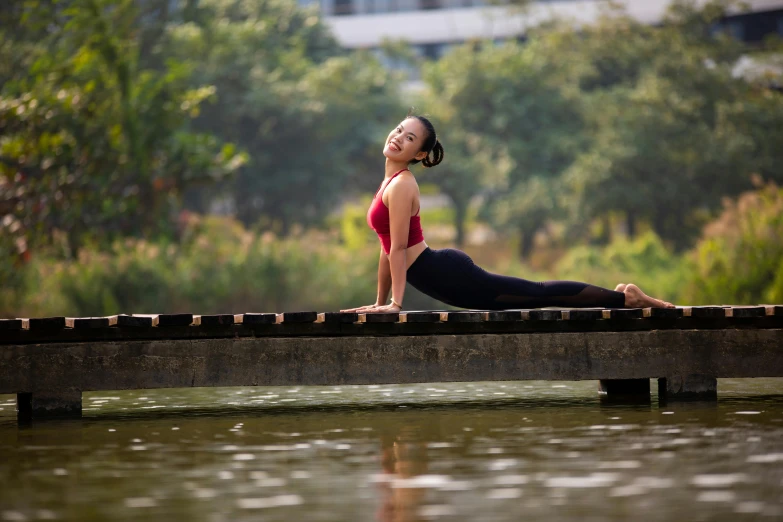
[162,0,404,231]
[424,39,585,257]
[562,1,783,249]
[0,0,245,257]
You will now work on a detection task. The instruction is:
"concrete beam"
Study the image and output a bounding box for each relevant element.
[16,390,82,421]
[3,329,781,397]
[598,378,651,396]
[658,375,718,401]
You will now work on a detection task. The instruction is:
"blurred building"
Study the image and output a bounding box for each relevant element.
[300,0,783,61]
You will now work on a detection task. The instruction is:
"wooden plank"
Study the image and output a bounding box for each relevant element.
[528,310,561,321]
[727,306,765,318]
[363,312,399,323]
[322,312,359,324]
[200,314,237,327]
[485,311,523,322]
[764,305,783,317]
[604,309,644,320]
[564,309,604,321]
[404,312,442,323]
[0,319,25,330]
[281,311,318,323]
[157,314,195,327]
[28,317,68,330]
[242,313,277,325]
[2,312,783,345]
[644,308,684,319]
[446,311,483,323]
[118,314,158,327]
[690,306,726,319]
[72,316,118,328]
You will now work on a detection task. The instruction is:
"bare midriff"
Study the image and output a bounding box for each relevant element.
[386,240,428,270]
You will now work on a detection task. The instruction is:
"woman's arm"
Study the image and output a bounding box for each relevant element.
[376,247,392,305]
[341,178,415,314]
[385,178,416,309]
[341,247,392,313]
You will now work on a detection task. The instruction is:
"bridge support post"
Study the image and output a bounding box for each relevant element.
[598,379,651,403]
[658,375,717,402]
[17,390,82,421]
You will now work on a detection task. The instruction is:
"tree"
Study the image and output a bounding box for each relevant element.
[161,0,404,231]
[423,39,586,257]
[561,1,783,250]
[0,0,245,257]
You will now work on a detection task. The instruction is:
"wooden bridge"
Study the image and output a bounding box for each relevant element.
[2,305,782,423]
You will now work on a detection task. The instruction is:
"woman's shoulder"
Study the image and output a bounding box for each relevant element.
[389,170,419,191]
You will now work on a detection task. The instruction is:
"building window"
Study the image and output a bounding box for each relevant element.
[333,0,354,15]
[419,43,446,60]
[420,0,441,10]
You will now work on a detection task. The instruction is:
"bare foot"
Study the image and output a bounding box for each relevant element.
[623,283,675,308]
[614,283,627,292]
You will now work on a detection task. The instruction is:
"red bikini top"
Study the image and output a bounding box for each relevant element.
[366,169,425,255]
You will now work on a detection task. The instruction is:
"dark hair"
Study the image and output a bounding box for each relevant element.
[406,113,444,168]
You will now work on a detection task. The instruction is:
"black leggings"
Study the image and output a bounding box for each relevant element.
[406,248,626,310]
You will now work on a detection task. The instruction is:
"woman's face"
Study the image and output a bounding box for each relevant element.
[383,118,428,163]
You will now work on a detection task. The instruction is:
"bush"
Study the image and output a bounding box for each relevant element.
[682,180,783,305]
[553,231,687,303]
[5,215,380,317]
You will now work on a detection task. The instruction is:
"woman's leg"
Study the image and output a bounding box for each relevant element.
[407,248,671,310]
[489,278,624,309]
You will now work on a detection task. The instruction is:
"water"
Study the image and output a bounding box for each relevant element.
[1,379,782,521]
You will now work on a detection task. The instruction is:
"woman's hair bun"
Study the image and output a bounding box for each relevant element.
[421,139,444,168]
[407,113,445,168]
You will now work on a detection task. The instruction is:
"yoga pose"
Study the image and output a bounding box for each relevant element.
[342,115,675,314]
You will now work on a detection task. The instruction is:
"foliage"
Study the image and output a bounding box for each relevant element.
[682,180,783,305]
[2,213,451,318]
[161,0,404,230]
[423,38,584,256]
[563,2,783,250]
[0,0,245,258]
[424,0,783,256]
[4,215,377,317]
[3,0,782,316]
[553,231,688,304]
[7,179,782,317]
[414,112,507,248]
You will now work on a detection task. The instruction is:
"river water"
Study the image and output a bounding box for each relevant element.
[1,379,782,521]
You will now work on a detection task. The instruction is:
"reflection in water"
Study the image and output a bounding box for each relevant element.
[0,379,782,521]
[378,428,430,522]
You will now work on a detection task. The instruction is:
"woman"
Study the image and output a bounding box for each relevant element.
[342,115,674,314]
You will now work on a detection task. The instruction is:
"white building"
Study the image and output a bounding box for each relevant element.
[305,0,783,59]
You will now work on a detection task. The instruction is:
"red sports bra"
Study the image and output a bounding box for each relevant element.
[366,169,425,255]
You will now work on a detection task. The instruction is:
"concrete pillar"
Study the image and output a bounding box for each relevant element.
[17,390,83,421]
[658,375,717,401]
[598,379,651,403]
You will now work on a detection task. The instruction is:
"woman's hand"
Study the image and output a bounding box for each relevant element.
[340,303,401,313]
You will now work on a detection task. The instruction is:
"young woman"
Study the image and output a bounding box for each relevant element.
[341,115,675,314]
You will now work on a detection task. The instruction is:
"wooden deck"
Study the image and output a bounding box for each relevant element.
[2,305,782,423]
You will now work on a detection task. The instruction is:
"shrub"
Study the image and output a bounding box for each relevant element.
[553,231,687,303]
[5,216,380,317]
[682,180,783,305]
